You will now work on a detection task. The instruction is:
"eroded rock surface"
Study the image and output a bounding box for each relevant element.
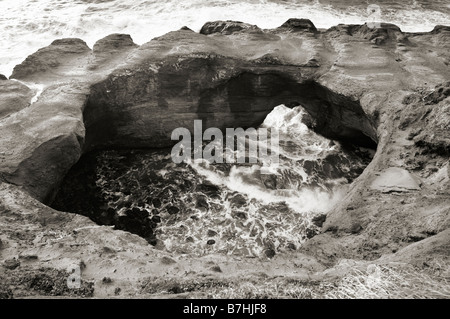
[0,80,34,119]
[0,19,449,297]
[370,167,422,193]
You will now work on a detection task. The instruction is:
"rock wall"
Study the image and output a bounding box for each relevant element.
[83,66,377,151]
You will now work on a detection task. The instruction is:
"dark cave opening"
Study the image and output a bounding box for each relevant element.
[51,71,378,252]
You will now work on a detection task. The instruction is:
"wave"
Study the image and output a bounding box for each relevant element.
[1,0,449,77]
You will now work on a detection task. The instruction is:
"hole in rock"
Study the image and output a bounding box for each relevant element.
[51,103,376,257]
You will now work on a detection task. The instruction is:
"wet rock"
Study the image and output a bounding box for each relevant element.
[0,80,34,119]
[129,207,148,219]
[207,230,217,237]
[152,198,162,208]
[207,239,216,245]
[117,200,132,209]
[232,211,247,220]
[300,109,317,128]
[92,34,137,55]
[348,23,403,45]
[151,215,161,223]
[229,194,247,208]
[100,208,116,224]
[322,154,343,179]
[279,18,317,32]
[11,38,91,80]
[167,206,180,215]
[195,194,209,210]
[261,174,277,190]
[200,20,259,35]
[115,210,155,243]
[302,160,316,175]
[312,214,327,228]
[196,182,221,198]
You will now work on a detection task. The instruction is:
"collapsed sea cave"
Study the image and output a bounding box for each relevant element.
[50,72,378,258]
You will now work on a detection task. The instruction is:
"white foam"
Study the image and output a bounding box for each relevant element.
[188,153,346,215]
[10,79,44,104]
[1,0,448,77]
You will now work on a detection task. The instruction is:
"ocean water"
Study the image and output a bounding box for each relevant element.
[52,105,374,256]
[0,0,449,77]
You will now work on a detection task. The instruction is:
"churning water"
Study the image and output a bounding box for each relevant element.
[1,0,449,77]
[52,105,374,257]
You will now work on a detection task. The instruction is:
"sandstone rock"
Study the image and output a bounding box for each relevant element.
[91,34,138,68]
[278,18,317,32]
[353,23,403,45]
[93,34,137,54]
[11,38,91,81]
[371,167,422,193]
[0,80,34,119]
[431,25,450,34]
[0,83,87,202]
[200,20,259,35]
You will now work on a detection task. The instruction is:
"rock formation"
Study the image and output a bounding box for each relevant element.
[0,20,449,298]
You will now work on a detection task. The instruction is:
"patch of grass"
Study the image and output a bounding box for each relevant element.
[140,277,230,295]
[0,267,94,298]
[322,264,450,299]
[207,279,324,299]
[207,264,450,299]
[138,263,450,299]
